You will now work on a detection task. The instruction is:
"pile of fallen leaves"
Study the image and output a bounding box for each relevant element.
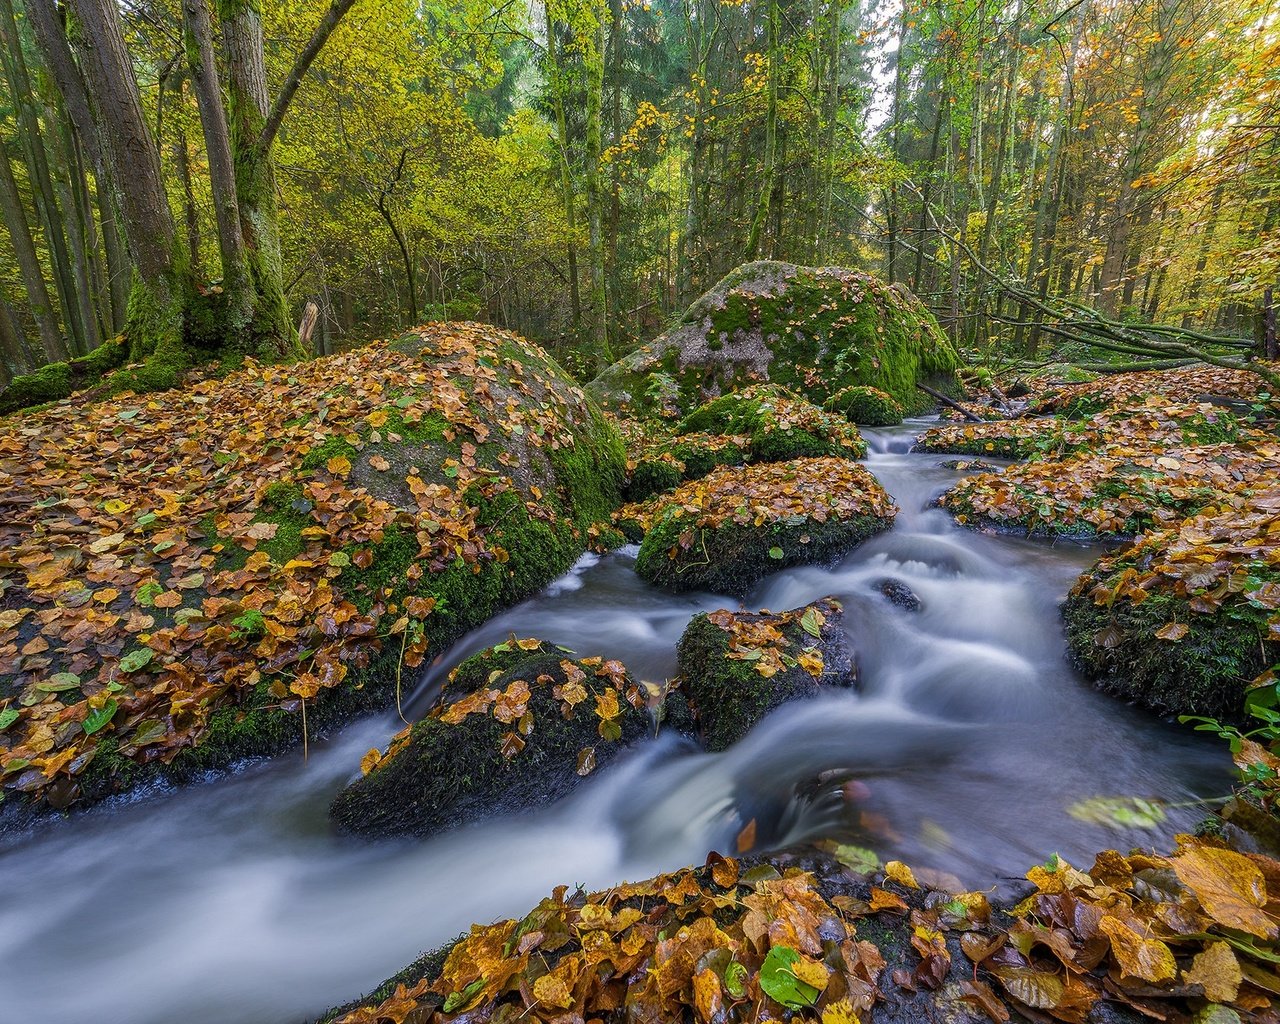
[701,604,833,680]
[0,323,600,809]
[333,833,1280,1024]
[616,458,896,537]
[915,418,1075,460]
[1034,364,1276,416]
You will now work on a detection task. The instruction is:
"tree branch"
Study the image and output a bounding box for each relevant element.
[256,0,359,157]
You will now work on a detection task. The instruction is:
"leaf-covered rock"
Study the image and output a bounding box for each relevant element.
[329,640,650,839]
[677,598,855,751]
[626,431,753,501]
[0,323,625,818]
[1032,364,1276,418]
[587,261,961,419]
[617,457,897,595]
[1063,491,1280,719]
[679,384,868,462]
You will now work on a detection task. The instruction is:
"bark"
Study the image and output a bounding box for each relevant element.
[544,3,582,331]
[217,0,293,355]
[183,0,252,332]
[0,143,69,360]
[583,8,610,360]
[745,0,779,259]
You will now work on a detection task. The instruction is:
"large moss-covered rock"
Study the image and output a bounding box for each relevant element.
[618,457,896,595]
[0,322,625,819]
[827,385,904,427]
[626,432,752,501]
[329,641,649,838]
[1063,495,1280,720]
[677,598,855,751]
[587,262,961,419]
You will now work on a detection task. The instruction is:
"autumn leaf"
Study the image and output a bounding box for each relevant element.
[1098,915,1178,983]
[1171,845,1278,939]
[1183,941,1242,1002]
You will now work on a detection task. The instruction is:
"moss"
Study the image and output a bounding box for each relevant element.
[1063,590,1270,720]
[329,649,650,838]
[301,434,360,471]
[828,386,904,427]
[635,509,892,596]
[679,386,866,463]
[627,434,752,501]
[628,458,684,501]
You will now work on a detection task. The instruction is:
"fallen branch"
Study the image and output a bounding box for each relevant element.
[918,382,984,422]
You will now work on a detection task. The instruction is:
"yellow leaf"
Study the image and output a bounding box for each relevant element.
[1182,941,1241,1003]
[360,748,383,775]
[1097,915,1177,983]
[327,455,352,477]
[693,967,721,1023]
[885,861,920,890]
[532,971,573,1009]
[1155,622,1189,641]
[821,999,861,1024]
[1172,844,1278,939]
[791,955,830,992]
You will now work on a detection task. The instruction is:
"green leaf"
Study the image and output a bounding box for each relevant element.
[82,700,119,735]
[36,673,81,693]
[442,977,486,1013]
[328,551,351,568]
[118,648,154,673]
[768,546,784,560]
[758,946,820,1009]
[800,607,823,637]
[1068,796,1166,830]
[0,708,19,731]
[724,960,748,999]
[136,581,164,607]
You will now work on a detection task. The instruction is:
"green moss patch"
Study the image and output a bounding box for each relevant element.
[827,386,904,427]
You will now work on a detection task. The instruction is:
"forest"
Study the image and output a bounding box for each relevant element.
[2,1,1280,1024]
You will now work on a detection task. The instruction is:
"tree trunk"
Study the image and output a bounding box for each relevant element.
[217,0,294,356]
[544,3,582,334]
[0,143,69,360]
[745,0,779,259]
[583,6,611,361]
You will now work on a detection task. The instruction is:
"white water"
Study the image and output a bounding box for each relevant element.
[0,420,1230,1024]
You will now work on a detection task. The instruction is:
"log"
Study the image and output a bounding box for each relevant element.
[917,382,984,422]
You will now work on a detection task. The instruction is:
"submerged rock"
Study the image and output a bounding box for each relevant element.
[677,598,855,751]
[876,578,922,612]
[330,640,650,839]
[587,261,960,419]
[0,322,625,818]
[617,457,897,595]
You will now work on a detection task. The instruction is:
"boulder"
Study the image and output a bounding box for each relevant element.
[617,457,897,595]
[626,432,752,501]
[677,598,855,751]
[587,261,960,419]
[0,322,625,817]
[1063,496,1280,720]
[679,384,867,462]
[827,385,904,427]
[330,640,650,838]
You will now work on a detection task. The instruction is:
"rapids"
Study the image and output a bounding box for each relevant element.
[0,420,1230,1024]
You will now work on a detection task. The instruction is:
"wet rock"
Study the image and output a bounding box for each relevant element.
[329,640,649,839]
[618,456,897,595]
[677,598,855,751]
[587,261,961,419]
[827,384,904,426]
[876,578,922,612]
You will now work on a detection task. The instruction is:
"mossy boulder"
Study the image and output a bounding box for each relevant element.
[677,598,855,751]
[618,457,896,595]
[587,261,961,419]
[1063,496,1280,720]
[827,385,904,427]
[0,322,625,819]
[679,384,867,462]
[626,432,752,501]
[329,641,650,838]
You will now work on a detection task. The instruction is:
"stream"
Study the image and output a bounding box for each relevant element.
[0,419,1232,1024]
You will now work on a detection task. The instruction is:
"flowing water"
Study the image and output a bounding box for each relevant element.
[0,420,1231,1024]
